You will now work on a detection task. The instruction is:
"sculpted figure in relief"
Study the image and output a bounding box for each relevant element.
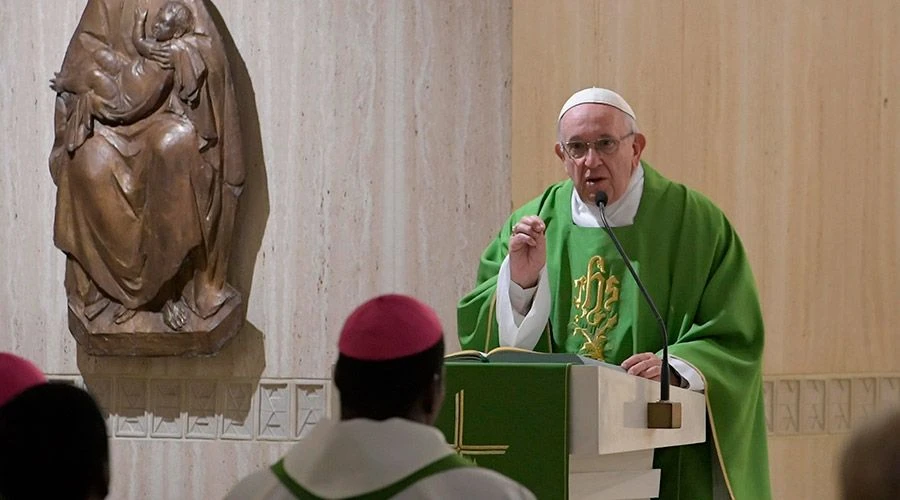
[50,0,245,355]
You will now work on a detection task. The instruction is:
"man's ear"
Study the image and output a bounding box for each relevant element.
[423,371,445,422]
[632,133,647,162]
[554,142,566,162]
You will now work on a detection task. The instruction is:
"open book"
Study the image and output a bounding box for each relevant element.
[445,346,625,372]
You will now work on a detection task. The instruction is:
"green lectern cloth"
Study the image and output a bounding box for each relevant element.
[435,362,570,499]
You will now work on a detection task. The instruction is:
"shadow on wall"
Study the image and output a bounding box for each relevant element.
[76,322,267,441]
[75,0,270,436]
[208,0,271,313]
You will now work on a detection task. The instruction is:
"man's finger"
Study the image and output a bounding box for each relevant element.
[509,233,537,249]
[513,228,540,239]
[626,357,660,376]
[626,360,650,375]
[512,223,542,238]
[524,218,545,233]
[514,216,545,234]
[638,365,661,379]
[621,353,653,370]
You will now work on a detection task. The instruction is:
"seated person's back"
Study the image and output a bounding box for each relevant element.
[0,382,110,500]
[226,294,535,499]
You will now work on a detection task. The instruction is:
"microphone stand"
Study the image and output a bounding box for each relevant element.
[596,193,682,429]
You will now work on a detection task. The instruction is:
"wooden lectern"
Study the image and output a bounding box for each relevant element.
[567,364,705,499]
[435,361,706,499]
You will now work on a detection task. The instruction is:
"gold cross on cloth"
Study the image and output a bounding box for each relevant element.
[450,390,509,457]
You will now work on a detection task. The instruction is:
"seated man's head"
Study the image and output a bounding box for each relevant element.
[334,294,445,424]
[0,383,109,500]
[152,1,194,42]
[0,353,46,409]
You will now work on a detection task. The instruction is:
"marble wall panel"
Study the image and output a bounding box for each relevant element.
[0,1,511,498]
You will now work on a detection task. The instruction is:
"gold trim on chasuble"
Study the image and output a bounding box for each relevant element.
[692,364,738,500]
[449,390,509,462]
[484,291,497,352]
[572,255,620,361]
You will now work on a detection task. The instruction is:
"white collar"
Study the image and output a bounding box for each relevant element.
[570,163,644,228]
[282,418,453,497]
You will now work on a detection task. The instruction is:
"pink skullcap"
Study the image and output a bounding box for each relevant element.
[338,294,443,361]
[0,353,46,407]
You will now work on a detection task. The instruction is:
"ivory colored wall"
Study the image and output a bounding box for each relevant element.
[0,1,511,498]
[511,0,899,499]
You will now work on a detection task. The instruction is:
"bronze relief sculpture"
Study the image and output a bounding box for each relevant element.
[50,0,245,356]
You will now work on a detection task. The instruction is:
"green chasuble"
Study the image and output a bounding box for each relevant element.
[458,162,771,499]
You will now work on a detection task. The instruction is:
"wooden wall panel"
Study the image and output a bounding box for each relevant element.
[511,0,685,209]
[512,1,899,498]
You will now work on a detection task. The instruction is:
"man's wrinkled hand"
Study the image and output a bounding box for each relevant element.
[622,352,663,381]
[509,215,546,289]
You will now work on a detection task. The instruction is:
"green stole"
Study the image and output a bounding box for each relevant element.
[457,162,771,499]
[270,453,473,499]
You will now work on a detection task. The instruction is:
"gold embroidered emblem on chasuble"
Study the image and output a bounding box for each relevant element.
[572,255,620,360]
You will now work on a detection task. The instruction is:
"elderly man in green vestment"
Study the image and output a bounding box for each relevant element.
[458,87,771,499]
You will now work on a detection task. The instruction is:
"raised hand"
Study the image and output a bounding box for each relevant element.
[509,215,546,288]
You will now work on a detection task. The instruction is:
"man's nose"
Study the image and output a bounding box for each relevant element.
[583,146,603,167]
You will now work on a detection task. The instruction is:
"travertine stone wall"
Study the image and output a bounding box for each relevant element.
[0,1,511,498]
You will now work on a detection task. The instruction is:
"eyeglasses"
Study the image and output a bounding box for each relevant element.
[562,132,635,160]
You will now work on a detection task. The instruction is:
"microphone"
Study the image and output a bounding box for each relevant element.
[596,191,681,429]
